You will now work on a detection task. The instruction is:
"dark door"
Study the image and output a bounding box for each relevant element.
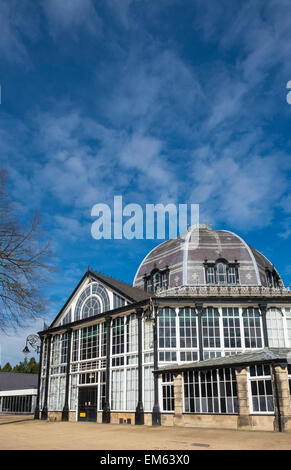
[78,387,97,422]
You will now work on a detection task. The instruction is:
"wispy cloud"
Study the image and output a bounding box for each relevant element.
[43,0,102,39]
[0,0,39,64]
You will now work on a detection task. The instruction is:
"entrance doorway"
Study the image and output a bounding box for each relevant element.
[78,387,97,422]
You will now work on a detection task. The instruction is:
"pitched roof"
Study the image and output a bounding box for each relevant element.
[0,372,38,391]
[49,269,151,329]
[156,348,291,373]
[89,270,151,302]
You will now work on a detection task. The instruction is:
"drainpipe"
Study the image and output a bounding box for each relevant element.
[272,362,282,432]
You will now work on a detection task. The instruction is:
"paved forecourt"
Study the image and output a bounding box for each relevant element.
[0,420,291,450]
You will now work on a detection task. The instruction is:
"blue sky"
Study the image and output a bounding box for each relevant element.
[0,0,291,366]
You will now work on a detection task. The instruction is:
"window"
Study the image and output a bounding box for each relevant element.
[146,277,153,292]
[288,364,291,400]
[183,368,238,414]
[113,293,126,309]
[205,262,239,285]
[180,351,198,362]
[62,309,71,325]
[112,317,125,355]
[161,373,174,411]
[51,335,61,369]
[203,351,222,360]
[79,371,98,384]
[266,269,279,288]
[80,325,99,360]
[126,368,138,411]
[144,269,169,292]
[202,308,220,348]
[99,371,106,411]
[75,282,110,321]
[126,314,138,353]
[266,309,285,347]
[249,365,274,414]
[159,351,177,362]
[111,369,124,410]
[242,308,262,348]
[72,330,80,362]
[228,267,237,284]
[70,374,78,411]
[161,271,169,289]
[217,263,227,284]
[206,266,215,284]
[2,395,33,413]
[179,308,197,349]
[158,308,176,349]
[144,366,154,411]
[144,319,153,350]
[222,307,241,348]
[48,375,66,410]
[82,297,101,318]
[285,308,291,346]
[153,272,161,291]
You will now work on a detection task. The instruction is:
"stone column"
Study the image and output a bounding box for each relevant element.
[34,336,43,420]
[272,364,291,432]
[135,308,144,425]
[173,372,184,426]
[62,328,73,421]
[102,316,111,423]
[235,367,252,430]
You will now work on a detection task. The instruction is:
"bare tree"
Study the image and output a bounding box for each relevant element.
[0,169,54,331]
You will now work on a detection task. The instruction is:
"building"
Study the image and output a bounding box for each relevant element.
[37,225,291,431]
[0,372,38,414]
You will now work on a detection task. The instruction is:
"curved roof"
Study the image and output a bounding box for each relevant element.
[133,225,283,289]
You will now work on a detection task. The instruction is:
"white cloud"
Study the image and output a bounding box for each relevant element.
[43,0,102,38]
[190,146,288,230]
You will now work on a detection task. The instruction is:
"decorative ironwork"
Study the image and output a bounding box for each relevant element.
[158,285,291,298]
[22,334,41,355]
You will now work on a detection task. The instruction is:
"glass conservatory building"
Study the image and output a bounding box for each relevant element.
[37,226,291,431]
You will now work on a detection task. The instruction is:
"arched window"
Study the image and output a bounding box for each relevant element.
[217,263,227,284]
[82,297,101,319]
[74,282,110,321]
[266,308,285,347]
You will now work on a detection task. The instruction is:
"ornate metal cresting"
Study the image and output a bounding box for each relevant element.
[158,285,291,297]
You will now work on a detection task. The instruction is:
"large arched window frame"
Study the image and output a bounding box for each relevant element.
[74,282,110,321]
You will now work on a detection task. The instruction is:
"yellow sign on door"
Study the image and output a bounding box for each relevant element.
[80,413,86,417]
